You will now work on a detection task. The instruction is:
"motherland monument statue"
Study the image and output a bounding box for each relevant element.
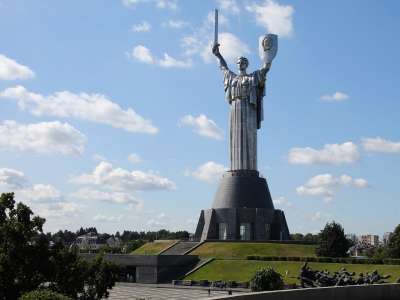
[212,32,277,171]
[194,10,290,241]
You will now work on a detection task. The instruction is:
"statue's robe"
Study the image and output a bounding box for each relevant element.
[223,68,266,171]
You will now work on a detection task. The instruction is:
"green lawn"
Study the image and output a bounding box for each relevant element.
[132,240,177,255]
[185,259,400,285]
[189,242,316,259]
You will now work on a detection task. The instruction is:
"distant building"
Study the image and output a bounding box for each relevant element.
[383,232,393,245]
[74,232,101,252]
[106,236,122,247]
[360,234,379,247]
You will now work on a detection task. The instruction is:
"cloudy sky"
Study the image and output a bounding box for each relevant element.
[1,0,399,236]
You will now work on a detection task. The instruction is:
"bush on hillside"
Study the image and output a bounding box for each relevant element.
[19,290,72,300]
[249,267,284,292]
[316,221,350,257]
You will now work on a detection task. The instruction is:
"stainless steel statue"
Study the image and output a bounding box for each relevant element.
[212,10,278,171]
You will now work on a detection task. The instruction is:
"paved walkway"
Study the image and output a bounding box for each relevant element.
[108,283,248,300]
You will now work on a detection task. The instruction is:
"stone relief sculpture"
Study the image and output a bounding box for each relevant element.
[212,28,278,170]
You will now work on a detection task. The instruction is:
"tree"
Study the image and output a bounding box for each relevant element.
[0,193,51,299]
[388,224,400,258]
[290,233,304,241]
[81,255,119,299]
[0,193,118,300]
[316,221,350,257]
[249,267,284,291]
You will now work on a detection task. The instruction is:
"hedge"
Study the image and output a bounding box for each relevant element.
[19,290,72,300]
[246,256,400,265]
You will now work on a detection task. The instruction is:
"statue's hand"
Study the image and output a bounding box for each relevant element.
[212,43,220,56]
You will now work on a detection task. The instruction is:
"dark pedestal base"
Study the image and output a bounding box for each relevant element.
[194,171,290,241]
[194,207,289,241]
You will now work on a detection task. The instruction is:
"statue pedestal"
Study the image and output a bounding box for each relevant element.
[194,171,290,241]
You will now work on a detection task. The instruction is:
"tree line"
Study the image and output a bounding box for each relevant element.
[50,227,190,246]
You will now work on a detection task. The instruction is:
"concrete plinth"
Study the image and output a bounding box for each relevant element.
[194,171,290,241]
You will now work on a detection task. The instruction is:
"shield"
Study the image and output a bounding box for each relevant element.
[259,34,278,64]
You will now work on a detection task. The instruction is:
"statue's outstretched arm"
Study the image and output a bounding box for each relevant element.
[212,43,229,71]
[260,62,271,77]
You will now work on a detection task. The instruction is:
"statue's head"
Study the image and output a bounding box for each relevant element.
[236,56,249,72]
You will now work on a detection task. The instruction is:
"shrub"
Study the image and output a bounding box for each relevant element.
[20,290,72,300]
[249,267,284,292]
[316,222,350,257]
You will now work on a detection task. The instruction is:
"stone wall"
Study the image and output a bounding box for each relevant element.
[80,254,199,284]
[210,284,400,300]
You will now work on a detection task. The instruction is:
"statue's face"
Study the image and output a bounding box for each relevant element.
[236,57,248,71]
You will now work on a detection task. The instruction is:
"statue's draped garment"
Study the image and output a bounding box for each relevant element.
[223,68,266,171]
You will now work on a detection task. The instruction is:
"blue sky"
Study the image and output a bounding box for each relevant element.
[0,0,399,237]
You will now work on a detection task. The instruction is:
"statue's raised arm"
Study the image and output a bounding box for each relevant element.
[212,43,229,71]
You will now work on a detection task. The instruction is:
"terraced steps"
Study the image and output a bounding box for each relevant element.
[160,241,200,255]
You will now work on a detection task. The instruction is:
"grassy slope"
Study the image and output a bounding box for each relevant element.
[189,242,316,259]
[185,260,400,284]
[132,240,177,255]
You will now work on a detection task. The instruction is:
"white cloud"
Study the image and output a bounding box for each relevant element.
[179,114,223,140]
[131,45,155,64]
[309,211,332,222]
[217,0,240,15]
[353,178,368,188]
[93,214,123,223]
[147,212,169,227]
[92,154,107,162]
[206,11,230,27]
[0,168,28,189]
[187,161,227,183]
[0,54,35,80]
[0,120,86,156]
[18,184,62,203]
[156,0,178,10]
[180,10,230,63]
[296,173,368,203]
[128,153,142,164]
[246,0,294,37]
[0,166,82,221]
[0,85,158,134]
[131,21,151,32]
[162,19,190,29]
[311,211,322,222]
[128,45,192,68]
[158,53,192,68]
[122,0,140,7]
[181,36,204,57]
[288,142,359,165]
[71,161,176,191]
[122,0,177,10]
[273,196,292,208]
[71,188,142,206]
[0,167,62,202]
[362,137,400,154]
[320,92,349,102]
[37,202,82,218]
[201,32,250,64]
